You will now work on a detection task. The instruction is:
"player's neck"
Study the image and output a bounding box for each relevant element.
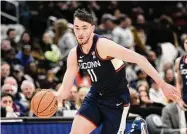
[81,33,94,54]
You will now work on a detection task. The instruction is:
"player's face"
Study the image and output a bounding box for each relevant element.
[184,39,187,51]
[73,17,94,45]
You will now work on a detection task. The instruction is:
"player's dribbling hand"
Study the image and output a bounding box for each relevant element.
[160,81,181,102]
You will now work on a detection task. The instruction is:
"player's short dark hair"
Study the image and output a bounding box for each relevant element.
[74,9,94,25]
[7,28,15,36]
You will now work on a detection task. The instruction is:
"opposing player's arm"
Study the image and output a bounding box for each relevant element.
[57,47,78,100]
[175,57,182,94]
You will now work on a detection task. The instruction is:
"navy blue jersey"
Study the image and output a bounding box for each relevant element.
[179,54,187,103]
[76,34,129,99]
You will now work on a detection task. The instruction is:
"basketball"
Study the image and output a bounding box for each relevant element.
[31,89,58,118]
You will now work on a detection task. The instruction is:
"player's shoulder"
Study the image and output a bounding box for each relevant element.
[97,37,115,48]
[68,47,77,60]
[69,46,77,54]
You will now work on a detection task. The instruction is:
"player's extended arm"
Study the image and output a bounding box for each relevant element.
[56,47,78,102]
[97,38,181,101]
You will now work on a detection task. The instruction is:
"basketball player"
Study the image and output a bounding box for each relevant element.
[56,9,181,134]
[175,37,187,120]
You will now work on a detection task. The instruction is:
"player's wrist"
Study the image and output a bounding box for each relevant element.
[156,79,165,88]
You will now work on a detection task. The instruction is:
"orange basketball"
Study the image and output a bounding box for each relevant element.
[31,89,58,118]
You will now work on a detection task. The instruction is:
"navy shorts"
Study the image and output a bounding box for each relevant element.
[77,92,130,134]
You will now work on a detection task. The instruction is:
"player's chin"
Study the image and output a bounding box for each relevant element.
[78,41,86,46]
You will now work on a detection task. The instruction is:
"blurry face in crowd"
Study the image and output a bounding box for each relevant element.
[1,96,13,108]
[69,86,78,102]
[114,9,121,19]
[184,38,187,51]
[103,20,114,30]
[22,33,30,43]
[42,33,52,45]
[23,45,31,56]
[1,39,11,51]
[4,77,18,88]
[165,69,174,82]
[137,71,147,80]
[137,14,145,25]
[2,84,14,95]
[148,51,157,61]
[130,90,140,105]
[29,63,37,73]
[22,84,35,99]
[13,70,24,81]
[163,62,173,72]
[126,17,132,27]
[74,17,94,46]
[1,63,10,78]
[9,30,16,40]
[78,89,88,102]
[5,49,16,60]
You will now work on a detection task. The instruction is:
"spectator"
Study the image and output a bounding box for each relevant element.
[54,19,77,60]
[112,14,135,49]
[26,62,40,88]
[16,44,34,68]
[76,87,89,110]
[4,77,18,92]
[39,70,58,89]
[129,67,149,89]
[20,80,35,115]
[3,48,21,67]
[137,84,153,106]
[164,68,176,86]
[161,102,187,134]
[12,64,33,91]
[66,85,78,110]
[6,28,17,48]
[1,62,11,86]
[42,32,61,63]
[1,93,19,117]
[1,84,24,116]
[149,81,168,105]
[17,31,32,51]
[1,39,12,59]
[129,87,140,106]
[96,13,115,40]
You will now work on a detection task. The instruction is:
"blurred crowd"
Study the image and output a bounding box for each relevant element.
[1,1,187,130]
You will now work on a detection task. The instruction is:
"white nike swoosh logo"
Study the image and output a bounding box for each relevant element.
[80,56,84,58]
[116,102,123,106]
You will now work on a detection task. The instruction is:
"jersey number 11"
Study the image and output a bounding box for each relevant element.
[87,69,97,82]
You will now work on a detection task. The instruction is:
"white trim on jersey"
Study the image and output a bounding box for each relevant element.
[117,105,130,134]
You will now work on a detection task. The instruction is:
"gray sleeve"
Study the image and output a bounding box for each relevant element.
[58,33,77,59]
[63,33,77,49]
[161,107,181,134]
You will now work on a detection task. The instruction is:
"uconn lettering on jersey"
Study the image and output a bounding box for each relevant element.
[79,60,101,70]
[180,64,187,75]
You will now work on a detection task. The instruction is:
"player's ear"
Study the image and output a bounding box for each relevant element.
[92,25,95,32]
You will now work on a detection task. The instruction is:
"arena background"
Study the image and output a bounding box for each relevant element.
[1,1,187,134]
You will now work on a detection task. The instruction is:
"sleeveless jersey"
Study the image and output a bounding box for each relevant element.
[76,34,129,98]
[179,54,187,103]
